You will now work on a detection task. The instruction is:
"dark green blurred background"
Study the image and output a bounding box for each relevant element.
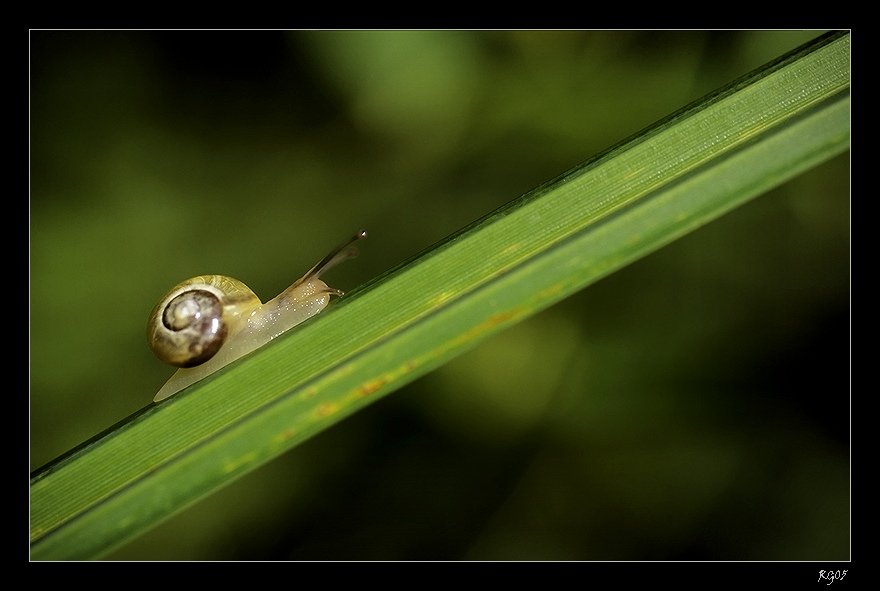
[30,31,849,560]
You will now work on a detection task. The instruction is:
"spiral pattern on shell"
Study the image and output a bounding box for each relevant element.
[147,276,261,368]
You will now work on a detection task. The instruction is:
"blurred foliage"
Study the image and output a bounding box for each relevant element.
[30,30,848,560]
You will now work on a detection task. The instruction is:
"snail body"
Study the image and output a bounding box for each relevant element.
[149,230,366,402]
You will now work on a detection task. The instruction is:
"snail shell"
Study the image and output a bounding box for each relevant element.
[147,276,260,368]
[149,230,366,402]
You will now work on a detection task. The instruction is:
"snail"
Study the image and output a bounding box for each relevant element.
[148,230,366,402]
